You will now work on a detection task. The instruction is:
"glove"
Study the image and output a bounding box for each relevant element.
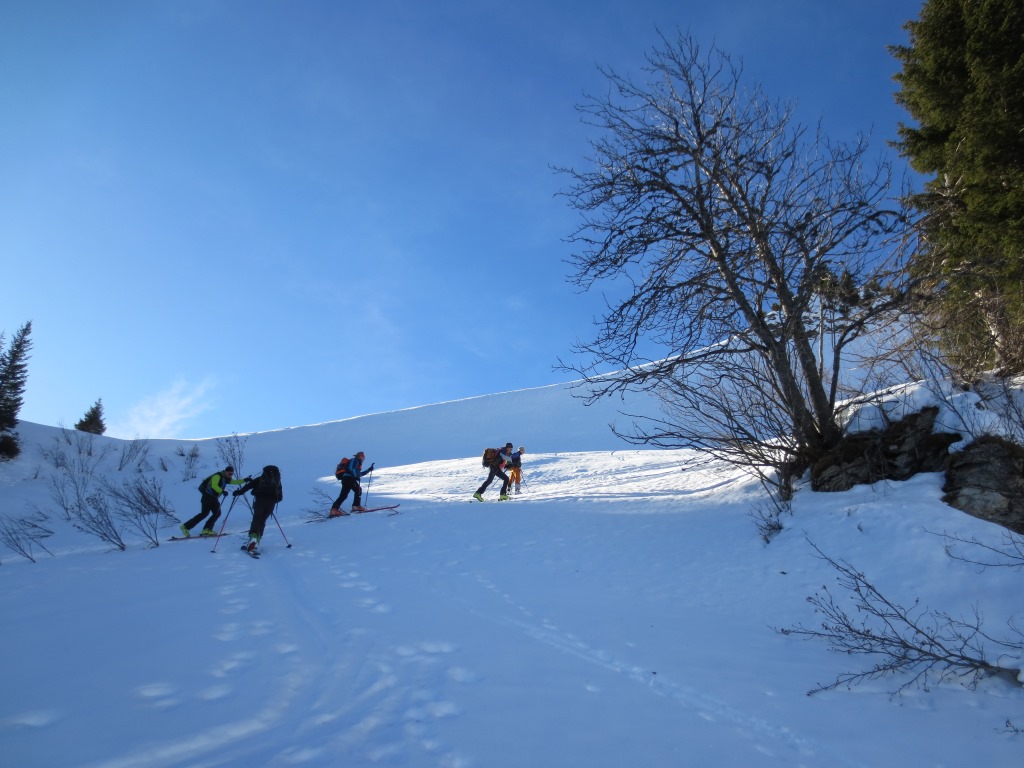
[244,476,252,482]
[369,463,375,472]
[233,489,244,497]
[222,491,228,498]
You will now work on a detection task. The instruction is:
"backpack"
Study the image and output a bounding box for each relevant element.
[253,465,282,499]
[198,472,217,494]
[482,448,497,467]
[334,458,350,480]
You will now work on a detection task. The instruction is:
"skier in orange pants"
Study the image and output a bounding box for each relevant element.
[507,447,525,495]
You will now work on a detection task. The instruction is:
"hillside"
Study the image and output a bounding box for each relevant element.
[0,381,1022,767]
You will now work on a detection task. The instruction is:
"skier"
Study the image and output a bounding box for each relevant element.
[474,442,515,501]
[233,465,283,553]
[329,451,375,516]
[180,466,248,537]
[507,446,526,495]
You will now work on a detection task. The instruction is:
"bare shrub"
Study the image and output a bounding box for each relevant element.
[940,529,1024,570]
[778,541,1023,695]
[304,486,337,522]
[175,444,201,481]
[216,433,248,476]
[47,470,90,523]
[0,510,54,563]
[102,476,177,548]
[73,493,126,551]
[117,438,151,472]
[42,426,114,476]
[750,486,792,544]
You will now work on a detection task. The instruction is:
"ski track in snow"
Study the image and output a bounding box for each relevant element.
[82,544,475,768]
[462,575,868,768]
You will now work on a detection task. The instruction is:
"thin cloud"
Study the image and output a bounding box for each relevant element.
[106,379,215,439]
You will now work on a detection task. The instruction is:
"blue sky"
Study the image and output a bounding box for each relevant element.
[1,0,924,439]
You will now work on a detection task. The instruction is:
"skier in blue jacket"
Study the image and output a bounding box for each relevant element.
[330,451,375,516]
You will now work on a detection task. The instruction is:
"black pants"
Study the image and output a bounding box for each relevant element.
[477,465,509,496]
[184,493,222,532]
[332,475,362,509]
[249,497,275,540]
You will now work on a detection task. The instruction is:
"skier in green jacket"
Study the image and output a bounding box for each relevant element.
[180,466,247,537]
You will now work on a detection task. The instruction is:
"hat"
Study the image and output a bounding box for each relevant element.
[224,465,235,473]
[356,451,365,458]
[505,442,513,448]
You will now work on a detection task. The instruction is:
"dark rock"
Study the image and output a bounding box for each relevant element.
[811,407,961,492]
[943,435,1024,535]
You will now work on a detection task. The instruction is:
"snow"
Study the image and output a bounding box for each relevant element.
[0,380,1022,767]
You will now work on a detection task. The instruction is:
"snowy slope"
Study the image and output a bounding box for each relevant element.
[0,382,1022,767]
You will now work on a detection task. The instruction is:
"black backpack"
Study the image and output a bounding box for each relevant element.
[198,472,217,494]
[253,465,282,499]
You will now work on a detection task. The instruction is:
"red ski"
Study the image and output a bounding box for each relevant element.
[307,504,400,523]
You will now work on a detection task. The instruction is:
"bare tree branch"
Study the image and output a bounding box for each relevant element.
[778,540,1023,695]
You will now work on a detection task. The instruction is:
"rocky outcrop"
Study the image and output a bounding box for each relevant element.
[811,407,961,492]
[807,406,1024,534]
[942,435,1024,535]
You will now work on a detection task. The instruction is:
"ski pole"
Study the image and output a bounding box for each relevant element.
[210,494,239,553]
[271,504,292,548]
[363,467,374,508]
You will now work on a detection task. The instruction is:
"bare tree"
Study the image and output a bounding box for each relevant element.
[558,32,914,491]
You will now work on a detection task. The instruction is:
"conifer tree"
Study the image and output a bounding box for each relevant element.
[0,321,33,459]
[891,0,1024,375]
[75,398,106,435]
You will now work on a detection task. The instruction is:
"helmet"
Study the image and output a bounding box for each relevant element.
[519,446,525,453]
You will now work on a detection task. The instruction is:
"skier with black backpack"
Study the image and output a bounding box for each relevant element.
[473,443,515,501]
[233,465,284,554]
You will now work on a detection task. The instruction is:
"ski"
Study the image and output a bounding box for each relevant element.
[353,504,400,514]
[168,533,231,541]
[240,544,260,559]
[307,504,400,523]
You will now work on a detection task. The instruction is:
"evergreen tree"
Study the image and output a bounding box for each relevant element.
[891,0,1024,375]
[0,321,33,459]
[75,398,106,435]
